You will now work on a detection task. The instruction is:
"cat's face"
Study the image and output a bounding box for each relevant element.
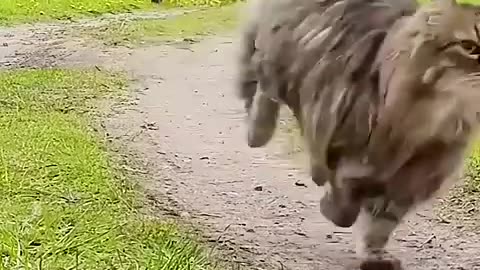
[430,1,480,64]
[387,0,480,126]
[416,1,480,101]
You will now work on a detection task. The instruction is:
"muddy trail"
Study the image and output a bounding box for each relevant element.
[1,11,479,270]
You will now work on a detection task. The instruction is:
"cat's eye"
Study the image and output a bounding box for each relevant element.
[460,40,480,55]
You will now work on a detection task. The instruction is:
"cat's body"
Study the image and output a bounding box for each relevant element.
[235,0,480,268]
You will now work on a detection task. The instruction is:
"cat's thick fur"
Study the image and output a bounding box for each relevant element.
[235,0,480,268]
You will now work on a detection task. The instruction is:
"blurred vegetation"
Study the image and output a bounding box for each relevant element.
[82,4,239,47]
[436,142,480,228]
[0,0,241,25]
[0,0,156,25]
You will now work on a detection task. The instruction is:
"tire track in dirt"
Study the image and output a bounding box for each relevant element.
[0,16,478,270]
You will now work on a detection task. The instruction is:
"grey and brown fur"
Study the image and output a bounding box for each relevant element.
[235,0,480,268]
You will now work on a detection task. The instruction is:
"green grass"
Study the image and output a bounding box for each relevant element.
[0,69,214,269]
[0,0,240,25]
[435,142,480,227]
[0,0,161,25]
[465,143,480,194]
[85,4,240,47]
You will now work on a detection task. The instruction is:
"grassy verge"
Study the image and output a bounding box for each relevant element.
[83,3,240,47]
[435,143,480,227]
[465,143,480,194]
[0,0,163,25]
[0,69,214,269]
[0,0,242,26]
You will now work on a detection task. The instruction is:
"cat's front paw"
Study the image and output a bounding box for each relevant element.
[319,190,360,228]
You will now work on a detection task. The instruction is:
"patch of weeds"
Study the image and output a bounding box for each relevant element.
[0,69,215,269]
[435,142,480,228]
[85,4,240,47]
[0,0,160,25]
[464,141,480,194]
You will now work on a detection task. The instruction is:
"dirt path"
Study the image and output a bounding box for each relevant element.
[1,16,479,270]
